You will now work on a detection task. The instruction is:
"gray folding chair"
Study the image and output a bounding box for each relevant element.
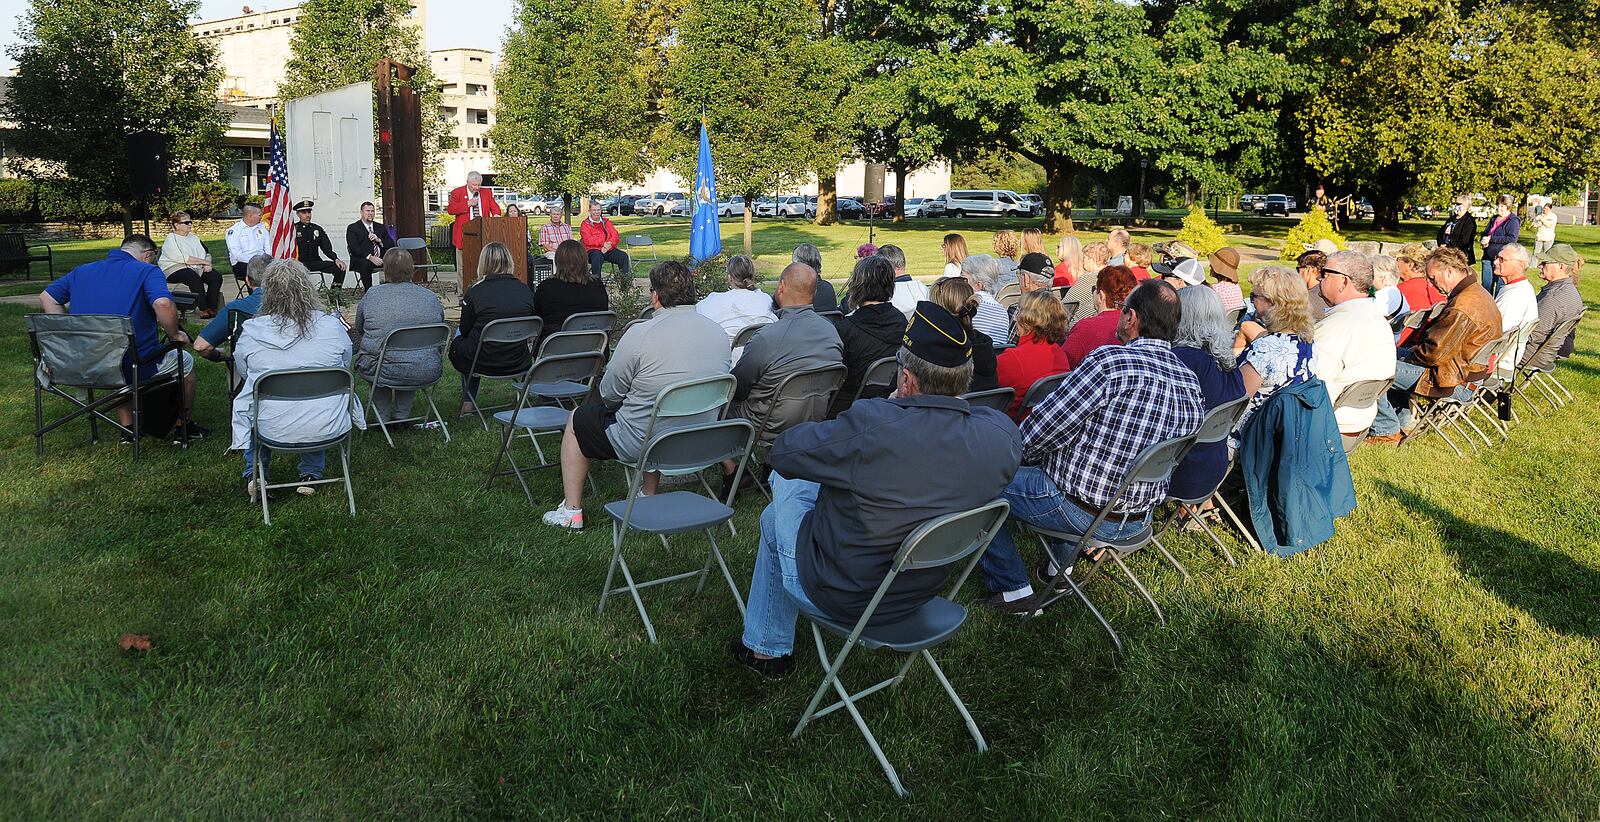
[463,316,543,431]
[360,322,452,447]
[599,418,757,643]
[732,321,771,350]
[1224,306,1245,329]
[1019,371,1068,415]
[25,313,188,462]
[397,237,441,283]
[1059,298,1080,322]
[1021,432,1199,652]
[562,310,617,334]
[537,329,608,359]
[1331,378,1394,452]
[850,356,899,405]
[792,500,1012,797]
[526,329,608,407]
[1404,331,1507,456]
[960,387,1015,413]
[624,234,656,262]
[249,367,358,526]
[1515,313,1584,412]
[740,363,847,501]
[484,351,606,504]
[996,283,1021,309]
[1146,395,1252,577]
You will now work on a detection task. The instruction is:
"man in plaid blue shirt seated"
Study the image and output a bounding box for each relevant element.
[977,280,1205,614]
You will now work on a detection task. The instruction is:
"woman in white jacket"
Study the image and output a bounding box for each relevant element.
[1532,197,1559,254]
[232,259,364,499]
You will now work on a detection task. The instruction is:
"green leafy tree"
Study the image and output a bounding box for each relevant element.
[661,0,852,254]
[952,149,1046,194]
[492,0,651,214]
[280,0,445,187]
[1175,204,1228,257]
[2,0,227,228]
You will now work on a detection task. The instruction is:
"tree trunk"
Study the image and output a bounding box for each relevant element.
[1184,181,1196,208]
[743,190,755,256]
[569,194,579,220]
[1368,165,1412,232]
[815,173,838,226]
[1042,158,1076,234]
[892,164,907,223]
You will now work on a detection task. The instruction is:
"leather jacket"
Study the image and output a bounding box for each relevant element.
[1409,277,1502,397]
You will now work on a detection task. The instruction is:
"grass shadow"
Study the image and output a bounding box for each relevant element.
[1376,481,1600,639]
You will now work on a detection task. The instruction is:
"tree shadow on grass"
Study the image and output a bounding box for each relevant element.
[1376,481,1600,639]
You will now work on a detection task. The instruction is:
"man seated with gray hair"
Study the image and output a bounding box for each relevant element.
[790,243,838,312]
[1311,250,1396,442]
[1491,243,1539,334]
[721,262,844,496]
[879,243,929,319]
[195,253,271,364]
[730,301,1022,678]
[960,253,1011,345]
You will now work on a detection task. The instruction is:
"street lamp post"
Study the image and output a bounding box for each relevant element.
[1136,157,1148,219]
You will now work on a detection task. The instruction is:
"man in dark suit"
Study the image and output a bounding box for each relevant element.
[346,201,394,289]
[292,200,348,289]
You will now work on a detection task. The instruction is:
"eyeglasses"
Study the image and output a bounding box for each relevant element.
[1318,268,1349,281]
[174,220,192,225]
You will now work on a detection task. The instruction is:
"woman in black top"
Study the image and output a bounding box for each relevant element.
[449,241,536,416]
[828,256,909,417]
[929,275,999,392]
[535,239,609,341]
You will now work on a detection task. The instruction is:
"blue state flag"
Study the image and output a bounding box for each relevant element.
[689,121,722,263]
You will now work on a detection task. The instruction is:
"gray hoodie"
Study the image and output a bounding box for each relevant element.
[231,312,364,450]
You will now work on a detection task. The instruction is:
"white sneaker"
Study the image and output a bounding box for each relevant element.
[542,505,584,530]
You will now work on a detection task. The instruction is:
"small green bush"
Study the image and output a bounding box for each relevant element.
[169,179,240,219]
[1279,209,1345,260]
[0,179,36,222]
[1175,204,1228,257]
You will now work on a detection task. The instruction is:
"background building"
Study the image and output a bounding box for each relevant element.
[428,47,498,209]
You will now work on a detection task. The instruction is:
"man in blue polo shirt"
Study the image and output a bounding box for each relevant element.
[39,234,209,440]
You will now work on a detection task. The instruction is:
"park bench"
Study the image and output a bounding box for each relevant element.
[0,232,53,278]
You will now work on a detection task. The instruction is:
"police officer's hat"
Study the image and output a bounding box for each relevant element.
[293,200,315,212]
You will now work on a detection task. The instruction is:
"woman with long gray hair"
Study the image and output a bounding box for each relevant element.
[231,259,363,500]
[696,254,776,344]
[1168,285,1245,501]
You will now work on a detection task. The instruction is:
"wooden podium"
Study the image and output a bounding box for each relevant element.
[458,215,529,289]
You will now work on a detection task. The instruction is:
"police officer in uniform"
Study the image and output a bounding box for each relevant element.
[293,200,349,290]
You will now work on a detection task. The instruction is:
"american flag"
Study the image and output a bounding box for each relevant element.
[264,123,295,258]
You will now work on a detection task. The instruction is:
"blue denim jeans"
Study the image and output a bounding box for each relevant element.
[977,466,1150,595]
[1481,259,1497,294]
[241,444,326,480]
[1373,360,1424,435]
[741,473,825,657]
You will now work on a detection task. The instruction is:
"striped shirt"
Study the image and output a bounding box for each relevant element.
[1020,337,1205,513]
[538,221,572,252]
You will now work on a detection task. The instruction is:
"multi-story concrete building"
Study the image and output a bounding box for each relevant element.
[428,48,498,208]
[192,2,426,109]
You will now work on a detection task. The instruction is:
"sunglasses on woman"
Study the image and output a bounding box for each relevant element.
[175,220,193,225]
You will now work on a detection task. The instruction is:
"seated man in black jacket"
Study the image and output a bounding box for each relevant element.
[346,201,395,291]
[292,201,348,289]
[730,301,1023,678]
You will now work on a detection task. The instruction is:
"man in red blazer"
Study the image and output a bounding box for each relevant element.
[446,171,501,273]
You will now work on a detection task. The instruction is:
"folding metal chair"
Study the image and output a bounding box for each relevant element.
[739,363,847,501]
[249,367,358,526]
[1019,371,1068,415]
[624,234,657,262]
[1514,314,1584,412]
[792,500,1012,797]
[561,310,617,334]
[1146,395,1252,576]
[850,356,899,405]
[484,351,606,503]
[1021,432,1198,652]
[25,314,188,462]
[1404,331,1509,456]
[397,237,441,283]
[996,282,1021,309]
[732,321,771,349]
[1224,305,1245,329]
[599,418,757,643]
[1332,377,1394,452]
[960,387,1015,413]
[463,316,543,431]
[360,322,452,447]
[537,329,609,359]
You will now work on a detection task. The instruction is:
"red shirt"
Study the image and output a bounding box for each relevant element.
[445,185,502,248]
[1396,278,1446,347]
[1052,262,1077,287]
[579,217,620,252]
[996,334,1071,420]
[1061,309,1122,369]
[1129,266,1150,281]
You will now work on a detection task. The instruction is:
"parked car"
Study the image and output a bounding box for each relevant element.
[837,197,866,219]
[717,196,745,217]
[1239,194,1264,211]
[920,194,947,218]
[941,188,1034,218]
[756,195,808,218]
[1018,194,1044,213]
[1258,194,1291,216]
[1412,204,1438,219]
[805,196,817,219]
[601,195,637,216]
[902,197,929,218]
[1286,195,1299,212]
[634,191,687,216]
[1354,197,1375,219]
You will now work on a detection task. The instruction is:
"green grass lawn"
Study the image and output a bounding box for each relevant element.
[2,221,1599,815]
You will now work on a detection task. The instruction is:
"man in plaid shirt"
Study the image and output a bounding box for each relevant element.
[977,280,1205,614]
[538,209,572,257]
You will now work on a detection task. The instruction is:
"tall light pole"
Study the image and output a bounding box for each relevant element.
[1136,157,1148,219]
